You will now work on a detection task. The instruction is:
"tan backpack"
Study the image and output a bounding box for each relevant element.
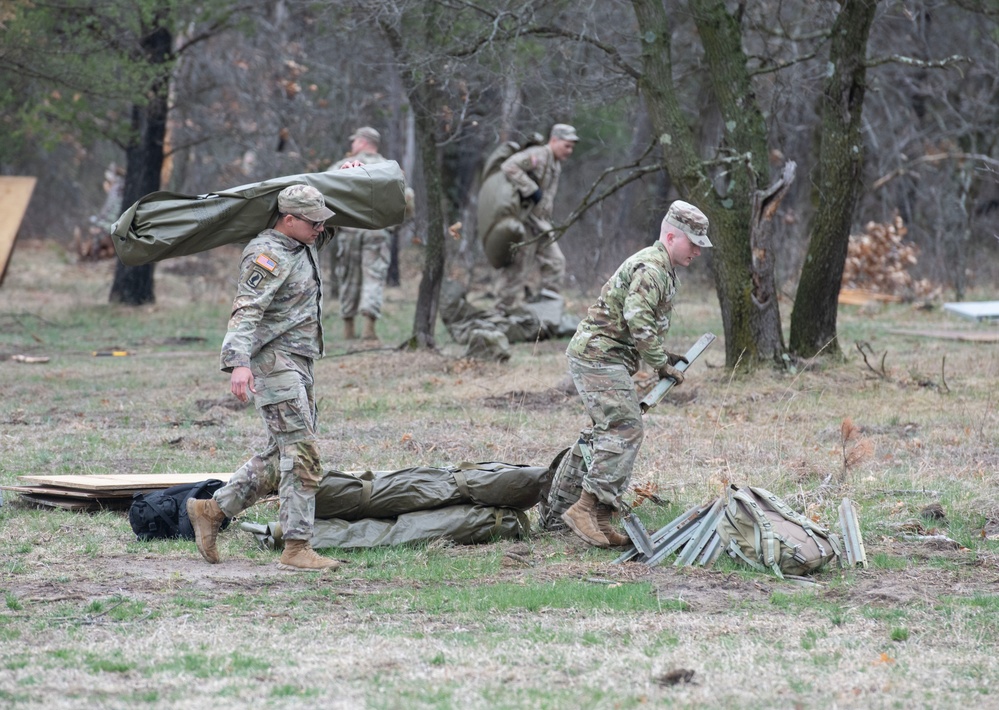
[715,486,843,578]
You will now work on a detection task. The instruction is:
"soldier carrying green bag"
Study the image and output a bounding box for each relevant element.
[187,179,358,571]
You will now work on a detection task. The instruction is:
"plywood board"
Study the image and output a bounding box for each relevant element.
[18,493,131,511]
[888,328,999,343]
[17,473,232,491]
[0,484,119,499]
[943,301,999,321]
[0,176,37,287]
[838,289,901,306]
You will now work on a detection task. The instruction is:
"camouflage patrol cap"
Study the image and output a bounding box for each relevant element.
[349,126,381,146]
[550,124,579,142]
[664,200,711,247]
[277,184,334,221]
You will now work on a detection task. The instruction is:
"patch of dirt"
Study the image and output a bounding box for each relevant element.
[481,388,573,410]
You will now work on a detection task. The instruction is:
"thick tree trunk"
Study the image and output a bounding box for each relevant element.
[789,0,878,358]
[631,0,785,369]
[109,25,172,306]
[380,12,447,349]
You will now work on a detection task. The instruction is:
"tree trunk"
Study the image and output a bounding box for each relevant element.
[380,11,447,349]
[789,0,878,358]
[109,24,172,306]
[631,0,785,369]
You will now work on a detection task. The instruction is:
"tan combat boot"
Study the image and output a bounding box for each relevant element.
[361,315,379,341]
[343,317,356,340]
[187,498,226,564]
[561,491,610,548]
[277,539,341,571]
[595,504,631,548]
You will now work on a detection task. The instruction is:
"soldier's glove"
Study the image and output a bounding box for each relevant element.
[665,351,689,368]
[657,363,685,385]
[527,188,543,205]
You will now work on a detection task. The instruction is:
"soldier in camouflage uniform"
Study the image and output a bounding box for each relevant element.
[561,200,712,548]
[329,127,397,342]
[187,182,354,571]
[495,123,579,308]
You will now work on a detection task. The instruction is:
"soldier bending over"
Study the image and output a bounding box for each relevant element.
[562,201,712,548]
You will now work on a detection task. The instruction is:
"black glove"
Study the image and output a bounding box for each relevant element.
[657,363,685,385]
[666,352,689,367]
[527,188,543,205]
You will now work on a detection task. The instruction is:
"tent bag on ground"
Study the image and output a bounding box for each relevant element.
[715,485,843,578]
[129,479,229,541]
[244,504,530,550]
[314,461,551,521]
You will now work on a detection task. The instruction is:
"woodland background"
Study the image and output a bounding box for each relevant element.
[2,0,998,366]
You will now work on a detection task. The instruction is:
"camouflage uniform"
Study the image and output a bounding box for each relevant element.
[214,226,329,541]
[565,240,679,509]
[496,144,566,306]
[330,150,392,321]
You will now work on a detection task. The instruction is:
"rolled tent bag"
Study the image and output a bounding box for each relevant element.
[313,461,551,520]
[110,161,408,266]
[241,505,530,550]
[239,461,549,549]
[477,170,528,269]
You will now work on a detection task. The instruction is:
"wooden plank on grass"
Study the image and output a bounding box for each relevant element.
[0,176,37,287]
[17,473,232,491]
[838,289,902,306]
[0,484,120,499]
[18,493,131,511]
[888,329,999,343]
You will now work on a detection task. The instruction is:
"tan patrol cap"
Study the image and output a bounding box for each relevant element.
[664,200,711,247]
[277,184,334,221]
[550,123,579,142]
[349,126,381,146]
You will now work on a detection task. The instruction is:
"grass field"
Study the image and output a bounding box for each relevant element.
[1,238,998,709]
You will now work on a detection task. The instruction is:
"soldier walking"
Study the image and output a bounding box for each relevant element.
[187,183,352,570]
[494,123,578,307]
[561,201,712,548]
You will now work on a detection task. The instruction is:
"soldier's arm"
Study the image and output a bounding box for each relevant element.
[220,250,285,372]
[500,147,542,199]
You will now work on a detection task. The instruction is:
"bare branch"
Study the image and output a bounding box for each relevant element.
[872,152,999,190]
[866,54,972,71]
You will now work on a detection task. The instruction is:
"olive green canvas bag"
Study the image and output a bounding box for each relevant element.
[111,161,408,266]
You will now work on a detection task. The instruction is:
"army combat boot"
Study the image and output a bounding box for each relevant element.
[187,498,227,564]
[595,504,631,548]
[343,317,356,340]
[277,539,340,571]
[361,315,379,341]
[561,491,610,548]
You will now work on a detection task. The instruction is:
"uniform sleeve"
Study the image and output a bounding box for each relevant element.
[621,266,670,371]
[219,249,287,372]
[501,146,543,199]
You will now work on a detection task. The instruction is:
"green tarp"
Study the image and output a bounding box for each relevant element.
[244,505,530,550]
[314,461,549,520]
[110,161,408,266]
[241,461,550,549]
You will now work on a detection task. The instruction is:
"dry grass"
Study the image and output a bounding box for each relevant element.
[1,239,999,709]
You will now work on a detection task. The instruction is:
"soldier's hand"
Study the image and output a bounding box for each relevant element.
[666,351,689,367]
[528,188,543,205]
[657,363,685,385]
[231,366,256,403]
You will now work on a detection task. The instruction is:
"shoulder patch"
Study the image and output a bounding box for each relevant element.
[255,253,278,272]
[245,268,266,290]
